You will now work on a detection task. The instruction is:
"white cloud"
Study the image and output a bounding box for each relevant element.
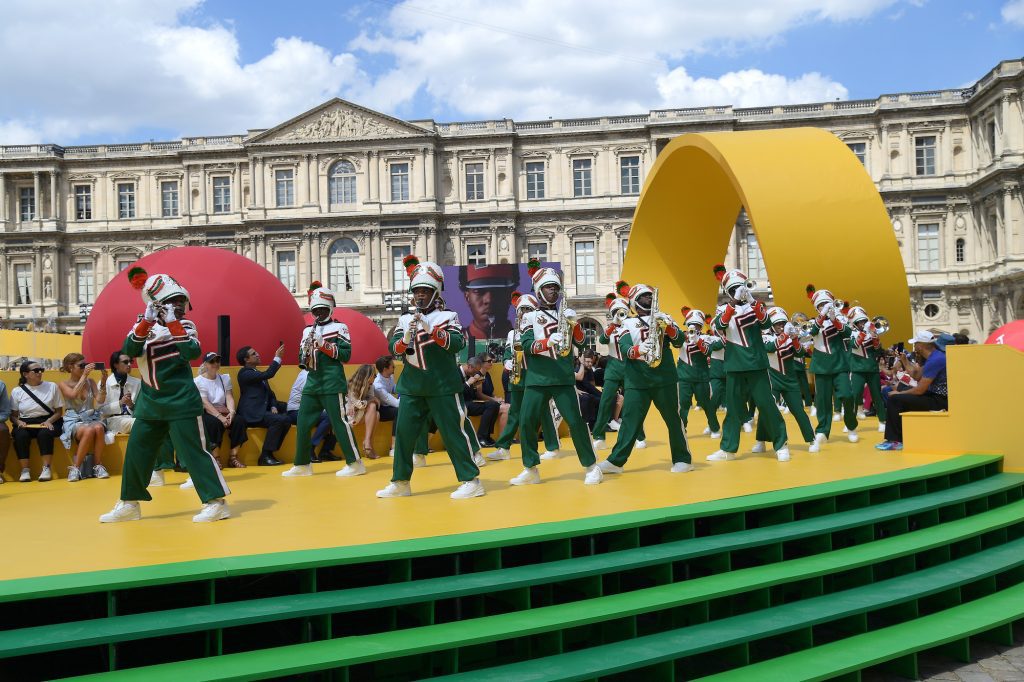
[656,67,848,108]
[1003,0,1024,26]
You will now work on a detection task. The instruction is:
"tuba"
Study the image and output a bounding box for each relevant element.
[646,287,668,368]
[869,315,890,337]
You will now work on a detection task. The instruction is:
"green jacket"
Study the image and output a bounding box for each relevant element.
[809,318,851,375]
[617,316,684,389]
[676,340,711,382]
[301,321,352,395]
[763,333,806,392]
[712,304,771,373]
[125,319,203,420]
[849,330,883,373]
[390,309,466,396]
[522,308,586,387]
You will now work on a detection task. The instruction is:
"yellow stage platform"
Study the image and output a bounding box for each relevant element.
[2,407,951,583]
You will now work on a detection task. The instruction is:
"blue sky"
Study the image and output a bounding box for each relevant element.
[0,1,1021,144]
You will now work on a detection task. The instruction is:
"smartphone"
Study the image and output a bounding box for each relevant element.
[895,342,905,353]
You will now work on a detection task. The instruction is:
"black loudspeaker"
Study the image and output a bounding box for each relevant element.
[217,315,231,365]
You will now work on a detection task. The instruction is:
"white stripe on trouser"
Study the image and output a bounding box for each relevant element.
[196,416,231,497]
[453,395,476,460]
[337,393,361,461]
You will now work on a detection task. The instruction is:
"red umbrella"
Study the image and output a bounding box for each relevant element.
[985,320,1024,352]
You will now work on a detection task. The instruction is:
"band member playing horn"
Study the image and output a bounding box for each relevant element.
[706,304,727,429]
[708,266,790,462]
[378,256,484,499]
[751,307,817,453]
[598,281,693,474]
[510,261,602,486]
[677,307,721,437]
[282,282,363,478]
[848,307,888,434]
[490,292,560,461]
[592,294,645,449]
[806,285,859,449]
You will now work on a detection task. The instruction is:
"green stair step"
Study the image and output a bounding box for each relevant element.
[64,498,1024,681]
[10,472,1021,658]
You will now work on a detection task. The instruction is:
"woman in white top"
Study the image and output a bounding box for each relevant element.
[57,352,111,482]
[9,360,64,482]
[194,352,247,468]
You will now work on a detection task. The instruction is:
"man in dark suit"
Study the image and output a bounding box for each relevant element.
[460,356,502,448]
[236,343,291,466]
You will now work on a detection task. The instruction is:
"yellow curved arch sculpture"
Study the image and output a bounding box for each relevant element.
[623,128,911,340]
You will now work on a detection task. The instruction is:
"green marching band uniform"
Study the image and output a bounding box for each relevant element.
[599,282,693,474]
[807,286,860,447]
[510,261,603,486]
[756,307,817,449]
[676,307,721,436]
[708,266,790,462]
[491,292,561,460]
[100,269,231,523]
[592,295,645,446]
[848,306,888,431]
[707,310,727,413]
[284,282,363,477]
[377,256,484,500]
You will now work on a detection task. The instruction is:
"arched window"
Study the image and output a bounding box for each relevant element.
[955,238,965,263]
[328,160,357,207]
[328,238,360,294]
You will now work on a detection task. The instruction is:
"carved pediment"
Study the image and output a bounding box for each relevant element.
[250,99,433,145]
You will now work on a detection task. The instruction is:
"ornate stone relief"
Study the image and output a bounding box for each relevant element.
[280,108,407,141]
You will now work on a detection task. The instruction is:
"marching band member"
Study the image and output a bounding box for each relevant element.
[676,307,721,437]
[377,256,484,499]
[706,304,727,435]
[591,294,644,450]
[707,266,790,462]
[100,268,231,523]
[751,307,817,453]
[848,307,887,434]
[509,261,602,486]
[490,292,560,461]
[806,285,859,449]
[598,282,693,474]
[281,282,363,478]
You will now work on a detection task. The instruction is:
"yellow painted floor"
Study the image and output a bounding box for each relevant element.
[3,409,954,581]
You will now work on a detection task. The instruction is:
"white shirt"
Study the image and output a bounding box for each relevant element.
[287,370,308,412]
[103,373,141,417]
[372,373,399,408]
[11,382,63,418]
[194,373,233,407]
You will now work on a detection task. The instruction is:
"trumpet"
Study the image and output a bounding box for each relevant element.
[869,315,890,336]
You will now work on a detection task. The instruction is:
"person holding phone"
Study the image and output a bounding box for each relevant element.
[10,361,64,482]
[57,352,110,482]
[235,341,291,467]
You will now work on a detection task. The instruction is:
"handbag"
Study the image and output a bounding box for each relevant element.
[20,385,63,434]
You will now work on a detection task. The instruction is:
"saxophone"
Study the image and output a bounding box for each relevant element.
[510,308,525,386]
[646,287,668,368]
[298,325,316,370]
[553,297,572,358]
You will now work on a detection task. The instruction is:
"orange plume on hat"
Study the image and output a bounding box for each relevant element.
[127,266,148,290]
[402,254,420,277]
[806,283,817,299]
[605,293,618,309]
[511,290,523,307]
[615,279,630,297]
[307,280,323,301]
[712,264,727,282]
[527,258,541,277]
[680,305,691,316]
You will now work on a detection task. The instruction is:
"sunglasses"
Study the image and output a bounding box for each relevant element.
[28,368,44,374]
[207,359,221,364]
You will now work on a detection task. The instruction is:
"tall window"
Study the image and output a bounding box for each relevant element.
[75,262,95,304]
[14,264,32,304]
[275,169,295,207]
[620,238,629,263]
[390,162,410,202]
[574,240,596,294]
[955,237,966,264]
[580,319,600,352]
[161,180,179,217]
[527,242,548,263]
[392,245,412,290]
[987,120,997,158]
[19,187,35,221]
[467,243,487,266]
[465,162,484,200]
[117,260,134,272]
[620,156,641,194]
[526,161,545,199]
[915,136,936,176]
[572,159,592,197]
[917,223,940,271]
[276,251,296,293]
[212,176,231,213]
[746,231,766,280]
[328,238,360,293]
[74,185,92,220]
[117,183,135,219]
[846,142,867,167]
[328,160,357,206]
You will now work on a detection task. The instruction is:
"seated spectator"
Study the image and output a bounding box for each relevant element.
[0,379,10,483]
[236,344,291,466]
[195,352,248,469]
[9,361,63,482]
[574,350,601,429]
[371,355,400,457]
[876,330,948,451]
[460,356,500,447]
[57,353,111,482]
[285,369,339,463]
[476,353,510,435]
[347,364,380,459]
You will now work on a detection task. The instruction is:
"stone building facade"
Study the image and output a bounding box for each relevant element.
[0,58,1021,345]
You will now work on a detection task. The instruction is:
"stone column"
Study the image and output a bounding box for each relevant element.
[180,171,189,217]
[1005,188,1016,256]
[138,172,150,219]
[199,165,207,216]
[253,157,264,207]
[33,251,42,303]
[425,148,435,200]
[367,151,379,202]
[941,121,952,175]
[421,149,429,200]
[0,172,6,224]
[33,172,41,222]
[233,163,241,213]
[305,233,314,286]
[300,156,311,206]
[551,149,563,198]
[312,236,322,282]
[260,236,269,269]
[310,154,320,210]
[49,171,58,221]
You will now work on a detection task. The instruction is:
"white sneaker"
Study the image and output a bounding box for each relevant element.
[67,466,81,483]
[193,499,231,522]
[451,478,486,499]
[412,454,427,468]
[743,421,753,433]
[94,464,109,479]
[857,410,866,419]
[777,447,791,462]
[693,405,702,412]
[810,406,818,417]
[706,450,736,461]
[710,431,721,439]
[702,427,711,436]
[671,462,695,473]
[592,439,607,450]
[597,459,623,474]
[847,430,860,443]
[388,448,395,457]
[149,470,165,487]
[808,440,821,453]
[815,433,828,446]
[751,441,766,453]
[487,448,511,461]
[608,419,621,431]
[180,476,195,490]
[584,464,604,485]
[832,413,841,422]
[843,426,849,433]
[104,431,116,445]
[336,460,367,477]
[540,450,559,460]
[635,440,647,449]
[19,468,31,482]
[38,466,52,482]
[99,500,141,523]
[282,464,313,477]
[510,467,541,486]
[376,481,412,498]
[878,422,886,433]
[472,452,488,468]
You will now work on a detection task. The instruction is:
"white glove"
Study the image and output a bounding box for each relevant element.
[639,337,656,356]
[402,320,415,344]
[143,302,160,322]
[826,302,837,320]
[784,322,798,338]
[655,312,674,327]
[161,303,177,323]
[418,316,433,335]
[504,360,514,372]
[548,332,564,348]
[563,307,578,324]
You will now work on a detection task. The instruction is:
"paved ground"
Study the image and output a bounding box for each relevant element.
[865,626,1024,681]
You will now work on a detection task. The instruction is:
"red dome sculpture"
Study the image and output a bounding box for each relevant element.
[83,247,306,366]
[985,320,1024,352]
[301,308,389,366]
